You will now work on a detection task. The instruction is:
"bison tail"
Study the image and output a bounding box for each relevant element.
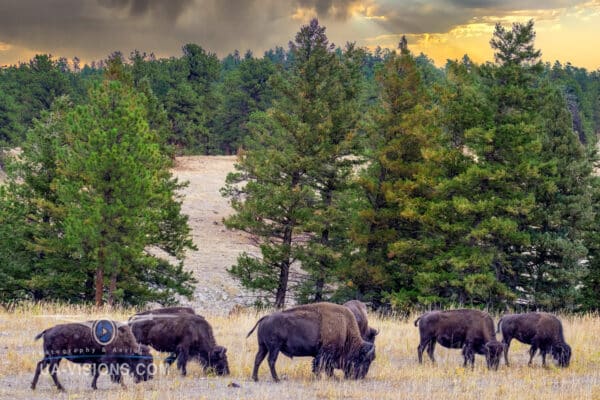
[246,316,267,338]
[414,316,422,327]
[34,329,47,341]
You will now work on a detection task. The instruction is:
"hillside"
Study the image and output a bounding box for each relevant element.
[172,156,255,313]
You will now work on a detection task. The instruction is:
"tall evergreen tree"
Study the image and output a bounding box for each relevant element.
[0,79,196,306]
[222,19,361,307]
[344,41,438,310]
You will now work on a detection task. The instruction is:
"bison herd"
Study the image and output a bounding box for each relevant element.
[30,302,571,391]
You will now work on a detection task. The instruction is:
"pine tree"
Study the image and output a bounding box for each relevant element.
[0,79,196,306]
[344,41,438,310]
[222,19,361,307]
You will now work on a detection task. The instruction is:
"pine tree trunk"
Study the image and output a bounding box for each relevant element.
[95,267,104,307]
[274,173,300,308]
[275,223,293,308]
[108,273,117,307]
[314,187,333,301]
[275,259,290,309]
[95,245,105,307]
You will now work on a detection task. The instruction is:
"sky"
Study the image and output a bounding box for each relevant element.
[1,0,599,69]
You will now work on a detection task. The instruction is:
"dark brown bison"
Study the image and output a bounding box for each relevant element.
[247,302,376,382]
[343,300,378,343]
[414,309,504,370]
[129,313,229,376]
[31,321,153,391]
[497,312,571,367]
[129,306,196,365]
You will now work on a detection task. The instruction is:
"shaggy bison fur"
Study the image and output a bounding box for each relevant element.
[247,302,376,382]
[414,309,505,370]
[343,300,378,343]
[497,312,571,367]
[31,322,153,391]
[129,313,229,376]
[128,306,195,321]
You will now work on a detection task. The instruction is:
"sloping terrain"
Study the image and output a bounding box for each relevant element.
[173,156,256,313]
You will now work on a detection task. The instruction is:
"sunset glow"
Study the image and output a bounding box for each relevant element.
[0,0,599,69]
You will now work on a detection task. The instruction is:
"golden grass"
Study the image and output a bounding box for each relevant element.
[1,304,600,399]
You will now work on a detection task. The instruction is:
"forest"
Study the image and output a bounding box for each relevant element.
[1,19,600,312]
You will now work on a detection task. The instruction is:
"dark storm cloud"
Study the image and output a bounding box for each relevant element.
[97,0,194,21]
[368,0,583,34]
[0,0,593,65]
[295,0,363,19]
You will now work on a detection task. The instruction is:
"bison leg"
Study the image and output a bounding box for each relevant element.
[177,348,189,376]
[528,346,538,366]
[31,358,48,390]
[91,364,100,390]
[267,348,281,382]
[48,359,64,391]
[252,343,268,382]
[502,338,512,366]
[311,356,321,378]
[418,338,433,364]
[540,350,547,367]
[426,340,436,363]
[462,345,475,369]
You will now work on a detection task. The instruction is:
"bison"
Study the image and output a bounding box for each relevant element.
[247,302,376,382]
[128,307,196,366]
[414,309,504,370]
[497,312,571,367]
[129,313,229,376]
[343,300,378,343]
[31,321,153,391]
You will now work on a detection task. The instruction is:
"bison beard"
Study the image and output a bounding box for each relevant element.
[415,309,504,370]
[247,302,376,382]
[30,322,153,391]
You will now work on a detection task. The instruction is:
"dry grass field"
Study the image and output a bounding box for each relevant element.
[1,303,600,400]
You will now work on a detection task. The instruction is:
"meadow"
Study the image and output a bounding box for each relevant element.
[1,303,599,400]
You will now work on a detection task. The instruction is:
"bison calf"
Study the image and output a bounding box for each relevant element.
[247,302,376,382]
[415,309,504,370]
[343,300,378,343]
[31,321,153,391]
[497,312,571,367]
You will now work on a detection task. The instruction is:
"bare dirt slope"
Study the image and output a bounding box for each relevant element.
[173,156,255,313]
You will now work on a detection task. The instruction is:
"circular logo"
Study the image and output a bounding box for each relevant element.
[92,319,117,346]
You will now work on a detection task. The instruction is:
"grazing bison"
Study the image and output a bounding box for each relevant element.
[343,300,378,343]
[414,309,504,370]
[497,312,571,367]
[247,302,376,382]
[129,313,229,376]
[31,322,153,391]
[129,306,196,365]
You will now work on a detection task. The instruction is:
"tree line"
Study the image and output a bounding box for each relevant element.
[1,19,600,311]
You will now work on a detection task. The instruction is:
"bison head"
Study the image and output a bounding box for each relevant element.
[365,328,379,344]
[131,344,154,383]
[484,341,504,370]
[552,343,571,368]
[208,346,230,375]
[345,342,376,380]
